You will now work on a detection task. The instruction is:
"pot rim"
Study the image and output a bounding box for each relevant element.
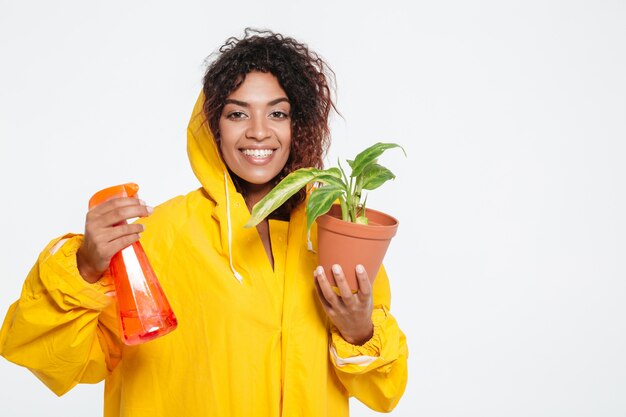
[316,205,399,239]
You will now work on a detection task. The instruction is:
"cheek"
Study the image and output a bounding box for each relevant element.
[280,137,292,165]
[218,120,230,141]
[281,125,293,149]
[218,122,238,150]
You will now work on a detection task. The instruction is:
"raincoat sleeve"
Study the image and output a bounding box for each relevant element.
[0,234,122,396]
[329,265,408,412]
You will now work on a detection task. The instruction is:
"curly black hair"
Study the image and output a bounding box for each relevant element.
[203,28,337,219]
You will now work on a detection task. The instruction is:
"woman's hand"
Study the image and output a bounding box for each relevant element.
[314,264,374,345]
[76,197,152,283]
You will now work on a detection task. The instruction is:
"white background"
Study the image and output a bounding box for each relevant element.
[1,1,625,416]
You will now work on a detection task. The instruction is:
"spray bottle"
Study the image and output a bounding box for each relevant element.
[88,183,177,345]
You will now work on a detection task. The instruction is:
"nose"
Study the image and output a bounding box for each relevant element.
[246,116,271,141]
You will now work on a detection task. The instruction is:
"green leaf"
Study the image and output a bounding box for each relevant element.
[361,164,396,190]
[245,168,329,228]
[314,168,346,190]
[337,159,349,185]
[315,175,346,190]
[306,186,344,230]
[324,167,342,178]
[350,142,406,178]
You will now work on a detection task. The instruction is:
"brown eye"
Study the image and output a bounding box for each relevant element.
[270,111,289,119]
[227,111,247,120]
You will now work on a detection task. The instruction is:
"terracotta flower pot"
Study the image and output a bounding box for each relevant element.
[315,204,399,291]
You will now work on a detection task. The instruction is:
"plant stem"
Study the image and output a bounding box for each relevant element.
[354,174,364,212]
[348,176,356,222]
[339,196,349,221]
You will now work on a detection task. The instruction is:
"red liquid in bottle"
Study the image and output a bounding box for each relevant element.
[89,183,177,345]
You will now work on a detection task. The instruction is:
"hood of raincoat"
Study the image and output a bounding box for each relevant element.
[186,92,231,205]
[185,92,256,282]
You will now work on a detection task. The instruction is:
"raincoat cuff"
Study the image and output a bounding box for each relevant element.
[39,234,114,310]
[330,307,388,360]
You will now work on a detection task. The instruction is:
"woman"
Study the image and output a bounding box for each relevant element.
[0,29,408,416]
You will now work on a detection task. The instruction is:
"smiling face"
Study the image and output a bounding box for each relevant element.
[218,71,292,202]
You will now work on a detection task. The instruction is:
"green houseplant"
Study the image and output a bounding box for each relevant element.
[245,142,405,289]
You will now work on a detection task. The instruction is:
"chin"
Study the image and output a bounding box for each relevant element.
[235,164,286,188]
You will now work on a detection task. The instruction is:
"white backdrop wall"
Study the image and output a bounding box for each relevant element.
[1,1,625,416]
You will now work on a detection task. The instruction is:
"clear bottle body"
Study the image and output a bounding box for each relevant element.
[110,241,177,345]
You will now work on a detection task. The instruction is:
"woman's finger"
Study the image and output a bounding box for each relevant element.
[96,204,152,229]
[98,223,145,244]
[87,198,152,228]
[331,264,355,305]
[313,275,333,311]
[315,266,341,309]
[355,264,373,302]
[87,197,145,217]
[105,233,142,257]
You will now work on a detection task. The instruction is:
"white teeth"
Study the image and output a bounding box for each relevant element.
[242,149,274,158]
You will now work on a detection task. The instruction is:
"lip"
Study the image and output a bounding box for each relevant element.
[239,147,276,152]
[239,148,278,165]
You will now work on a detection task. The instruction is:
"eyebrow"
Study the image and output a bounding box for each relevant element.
[224,98,290,107]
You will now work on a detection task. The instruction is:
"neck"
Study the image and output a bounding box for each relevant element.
[244,184,272,212]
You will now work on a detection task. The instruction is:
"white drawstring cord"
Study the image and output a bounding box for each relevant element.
[307,229,315,253]
[224,172,243,283]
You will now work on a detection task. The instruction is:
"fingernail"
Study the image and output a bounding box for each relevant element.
[356,264,365,273]
[139,199,147,206]
[140,224,145,232]
[146,206,154,214]
[315,266,324,276]
[332,264,341,274]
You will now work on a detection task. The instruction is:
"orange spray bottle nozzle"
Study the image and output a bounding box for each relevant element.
[88,183,140,209]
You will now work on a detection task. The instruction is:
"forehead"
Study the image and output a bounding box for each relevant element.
[226,71,287,102]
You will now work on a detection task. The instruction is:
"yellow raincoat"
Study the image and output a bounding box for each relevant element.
[0,93,408,416]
